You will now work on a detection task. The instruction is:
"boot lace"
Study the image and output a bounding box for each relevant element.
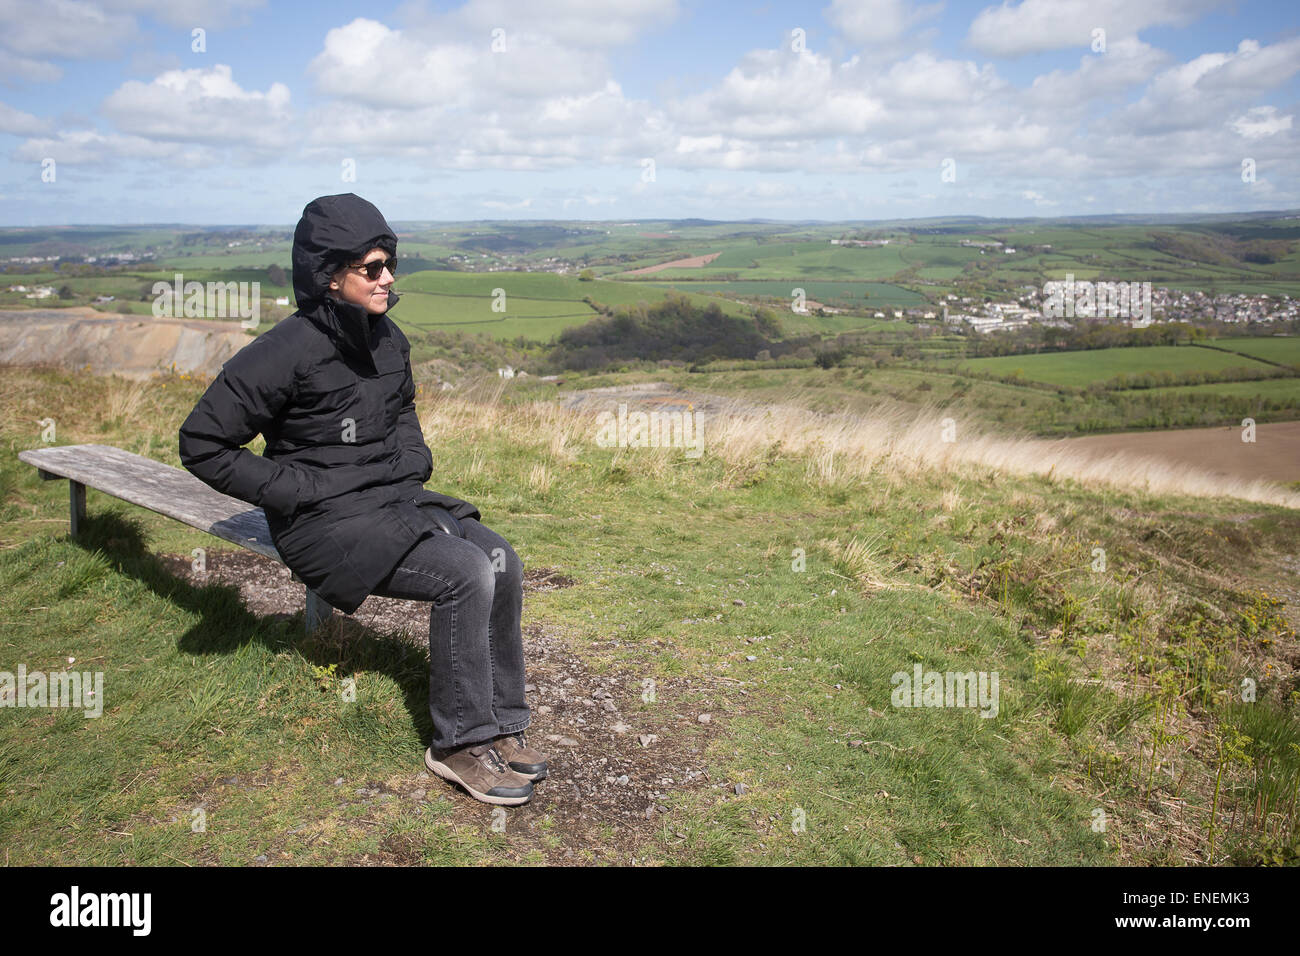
[482,746,507,774]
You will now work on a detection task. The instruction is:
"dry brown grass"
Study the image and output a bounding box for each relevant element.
[690,395,1297,509]
[406,384,1300,508]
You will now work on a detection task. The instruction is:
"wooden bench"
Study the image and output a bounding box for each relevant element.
[18,443,337,633]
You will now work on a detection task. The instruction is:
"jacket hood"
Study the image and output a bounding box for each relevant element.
[291,193,400,365]
[292,192,398,312]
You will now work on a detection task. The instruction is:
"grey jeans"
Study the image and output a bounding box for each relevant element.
[370,515,530,751]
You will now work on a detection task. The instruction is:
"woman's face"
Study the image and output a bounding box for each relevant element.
[328,246,395,315]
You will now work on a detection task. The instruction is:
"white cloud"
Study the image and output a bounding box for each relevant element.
[101,64,291,148]
[0,100,53,135]
[966,0,1220,58]
[13,128,209,165]
[308,17,608,108]
[482,197,533,210]
[824,0,943,48]
[1230,105,1293,139]
[99,0,264,29]
[409,0,680,48]
[0,49,63,82]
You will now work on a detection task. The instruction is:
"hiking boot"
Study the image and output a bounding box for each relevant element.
[425,742,533,806]
[495,731,549,781]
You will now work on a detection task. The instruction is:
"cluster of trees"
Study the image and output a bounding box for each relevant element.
[547,295,778,370]
[1095,364,1287,392]
[1075,387,1300,432]
[1151,231,1292,267]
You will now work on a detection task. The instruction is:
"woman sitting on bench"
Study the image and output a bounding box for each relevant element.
[178,193,546,806]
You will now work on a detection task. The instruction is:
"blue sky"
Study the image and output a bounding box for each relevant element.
[1,0,1297,225]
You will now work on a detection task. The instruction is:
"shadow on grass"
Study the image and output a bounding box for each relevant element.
[69,508,436,746]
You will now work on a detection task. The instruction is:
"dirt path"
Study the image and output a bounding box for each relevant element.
[157,549,738,864]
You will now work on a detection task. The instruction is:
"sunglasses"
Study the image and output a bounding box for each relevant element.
[348,257,398,280]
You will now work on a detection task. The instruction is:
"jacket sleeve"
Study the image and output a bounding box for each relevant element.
[391,349,433,485]
[178,332,312,517]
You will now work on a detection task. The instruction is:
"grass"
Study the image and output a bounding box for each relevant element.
[959,346,1278,388]
[393,270,753,341]
[1214,336,1300,369]
[1,364,1298,865]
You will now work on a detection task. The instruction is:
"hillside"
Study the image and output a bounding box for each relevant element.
[2,366,1297,865]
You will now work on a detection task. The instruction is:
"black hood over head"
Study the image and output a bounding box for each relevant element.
[292,192,398,313]
[291,193,400,367]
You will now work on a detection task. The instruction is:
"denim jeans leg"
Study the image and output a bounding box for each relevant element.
[459,517,530,735]
[370,532,498,750]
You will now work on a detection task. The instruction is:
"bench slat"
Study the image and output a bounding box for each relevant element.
[18,443,281,562]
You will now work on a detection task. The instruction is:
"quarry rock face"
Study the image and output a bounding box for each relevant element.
[0,308,253,380]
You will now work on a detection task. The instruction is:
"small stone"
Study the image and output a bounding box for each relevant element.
[333,777,344,786]
[733,599,746,606]
[524,683,536,692]
[616,775,629,785]
[557,736,579,747]
[538,705,552,715]
[562,677,576,686]
[745,655,757,662]
[697,713,712,724]
[638,734,658,747]
[410,789,426,801]
[644,806,655,820]
[734,782,747,796]
[611,721,632,734]
[254,854,268,863]
[545,734,562,743]
[602,699,617,713]
[849,740,865,748]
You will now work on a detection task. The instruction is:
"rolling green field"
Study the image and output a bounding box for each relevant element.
[959,345,1280,387]
[392,270,753,341]
[1212,336,1300,367]
[638,279,927,308]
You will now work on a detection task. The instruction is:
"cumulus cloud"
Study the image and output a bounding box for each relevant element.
[13,127,210,166]
[1230,105,1293,139]
[0,100,53,135]
[101,64,291,148]
[404,0,680,48]
[966,0,1220,58]
[824,0,944,48]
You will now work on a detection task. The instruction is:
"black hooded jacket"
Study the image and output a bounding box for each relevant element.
[178,193,479,614]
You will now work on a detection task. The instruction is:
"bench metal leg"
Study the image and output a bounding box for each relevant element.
[305,589,335,633]
[69,480,86,538]
[36,470,85,539]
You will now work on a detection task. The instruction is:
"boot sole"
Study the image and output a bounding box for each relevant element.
[425,749,532,806]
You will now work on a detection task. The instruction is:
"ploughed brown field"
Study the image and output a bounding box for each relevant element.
[1060,421,1300,485]
[623,251,721,275]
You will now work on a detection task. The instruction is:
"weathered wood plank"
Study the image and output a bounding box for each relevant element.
[19,443,281,561]
[20,443,342,633]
